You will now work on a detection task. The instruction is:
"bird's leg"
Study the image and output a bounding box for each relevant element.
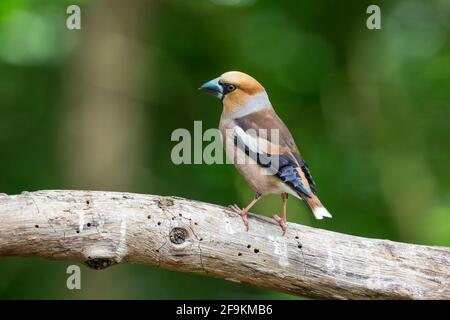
[273,193,288,235]
[229,192,262,231]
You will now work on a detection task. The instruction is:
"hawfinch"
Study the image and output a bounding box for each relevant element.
[200,71,332,234]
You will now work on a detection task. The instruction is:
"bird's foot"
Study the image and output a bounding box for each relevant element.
[272,214,287,235]
[229,204,249,231]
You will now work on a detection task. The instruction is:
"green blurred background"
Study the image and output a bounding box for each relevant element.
[0,0,449,299]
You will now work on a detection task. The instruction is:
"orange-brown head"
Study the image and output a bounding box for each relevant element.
[200,71,272,118]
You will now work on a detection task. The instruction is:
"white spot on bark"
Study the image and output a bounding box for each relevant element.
[325,247,343,276]
[269,235,289,267]
[116,215,127,259]
[326,248,336,271]
[225,219,235,234]
[363,248,387,291]
[78,212,84,232]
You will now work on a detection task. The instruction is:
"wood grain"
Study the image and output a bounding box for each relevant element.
[0,190,448,299]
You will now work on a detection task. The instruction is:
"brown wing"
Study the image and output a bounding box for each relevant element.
[234,109,302,161]
[234,108,317,196]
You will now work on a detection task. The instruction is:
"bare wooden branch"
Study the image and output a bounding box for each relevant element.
[0,190,448,299]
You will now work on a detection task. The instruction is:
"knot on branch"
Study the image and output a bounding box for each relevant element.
[84,257,116,270]
[170,227,188,244]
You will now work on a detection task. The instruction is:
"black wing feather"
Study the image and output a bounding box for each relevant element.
[300,161,317,194]
[233,134,313,198]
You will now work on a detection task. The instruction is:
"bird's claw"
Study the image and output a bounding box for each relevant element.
[272,214,287,235]
[229,204,249,231]
[228,204,240,212]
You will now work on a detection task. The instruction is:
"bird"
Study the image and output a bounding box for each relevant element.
[199,71,332,234]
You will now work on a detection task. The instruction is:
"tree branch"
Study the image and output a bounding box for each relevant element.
[0,190,448,299]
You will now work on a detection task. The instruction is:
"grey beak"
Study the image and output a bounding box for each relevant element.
[199,77,223,100]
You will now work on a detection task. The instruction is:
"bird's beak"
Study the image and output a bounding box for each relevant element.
[199,77,223,100]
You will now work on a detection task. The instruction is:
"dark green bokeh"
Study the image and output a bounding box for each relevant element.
[0,0,449,299]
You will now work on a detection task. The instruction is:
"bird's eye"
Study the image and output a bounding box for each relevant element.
[224,84,236,94]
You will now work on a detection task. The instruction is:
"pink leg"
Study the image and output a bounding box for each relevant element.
[273,193,288,235]
[229,193,261,231]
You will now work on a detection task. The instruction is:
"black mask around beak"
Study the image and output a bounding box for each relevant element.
[199,77,223,100]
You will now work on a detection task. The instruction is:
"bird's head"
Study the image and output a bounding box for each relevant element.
[199,71,271,117]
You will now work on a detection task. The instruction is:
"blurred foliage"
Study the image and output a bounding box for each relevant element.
[0,0,449,299]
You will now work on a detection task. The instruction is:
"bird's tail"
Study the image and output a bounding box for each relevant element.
[302,194,332,220]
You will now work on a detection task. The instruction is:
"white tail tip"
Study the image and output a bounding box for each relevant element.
[312,206,332,220]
